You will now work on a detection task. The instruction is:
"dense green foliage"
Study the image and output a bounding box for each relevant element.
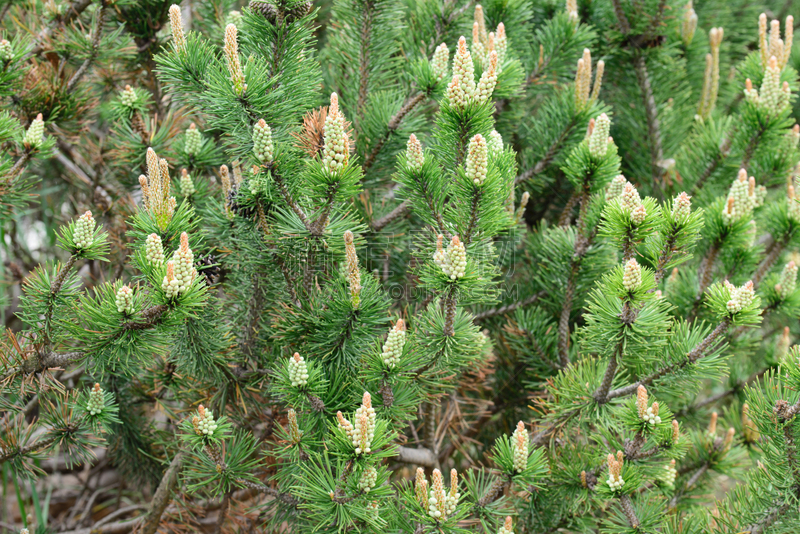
[3,1,800,533]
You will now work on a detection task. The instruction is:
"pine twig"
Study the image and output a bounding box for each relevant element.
[66,0,107,92]
[371,200,410,232]
[653,225,681,284]
[690,240,721,319]
[18,351,84,375]
[272,166,313,233]
[139,451,185,534]
[676,367,771,416]
[356,0,374,121]
[462,189,482,246]
[633,53,665,188]
[618,495,640,529]
[557,182,592,366]
[558,191,579,227]
[692,134,733,194]
[2,148,32,182]
[443,294,457,337]
[213,492,230,534]
[396,446,437,467]
[593,344,621,404]
[0,433,58,463]
[752,235,789,288]
[478,475,510,506]
[362,92,427,173]
[605,318,731,400]
[515,117,579,186]
[25,0,94,59]
[473,291,546,321]
[236,479,299,505]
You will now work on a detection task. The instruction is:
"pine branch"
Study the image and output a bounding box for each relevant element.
[18,351,84,375]
[396,446,437,467]
[618,494,640,529]
[745,502,794,534]
[690,240,722,320]
[741,123,768,169]
[632,53,665,188]
[25,0,94,59]
[66,0,108,93]
[752,235,789,288]
[213,492,230,534]
[653,224,681,284]
[121,305,168,330]
[462,189,482,246]
[477,475,510,507]
[362,92,427,173]
[557,180,592,366]
[611,0,631,34]
[515,116,579,186]
[271,165,313,233]
[312,182,341,235]
[443,287,457,337]
[371,200,410,232]
[0,433,58,463]
[428,0,475,57]
[604,318,731,400]
[593,344,621,403]
[473,291,546,321]
[558,191,579,227]
[356,0,374,121]
[675,367,771,417]
[2,148,33,182]
[692,134,733,194]
[139,451,185,534]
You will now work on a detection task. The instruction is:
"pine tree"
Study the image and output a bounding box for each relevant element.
[3,1,800,533]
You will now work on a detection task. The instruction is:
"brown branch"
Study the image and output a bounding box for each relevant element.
[213,492,230,534]
[653,225,681,285]
[396,446,437,467]
[236,479,299,506]
[676,367,771,417]
[752,235,789,288]
[356,1,374,121]
[362,92,427,173]
[744,502,794,534]
[462,189,482,246]
[371,200,410,232]
[139,451,185,534]
[692,134,733,194]
[66,0,107,92]
[473,291,546,321]
[557,182,592,366]
[593,344,621,404]
[633,53,665,188]
[605,318,731,400]
[272,165,313,233]
[2,149,32,182]
[443,289,457,337]
[25,0,94,59]
[611,0,631,33]
[120,304,168,330]
[515,117,579,186]
[0,433,58,463]
[477,475,510,507]
[558,191,579,227]
[618,495,640,529]
[690,240,721,320]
